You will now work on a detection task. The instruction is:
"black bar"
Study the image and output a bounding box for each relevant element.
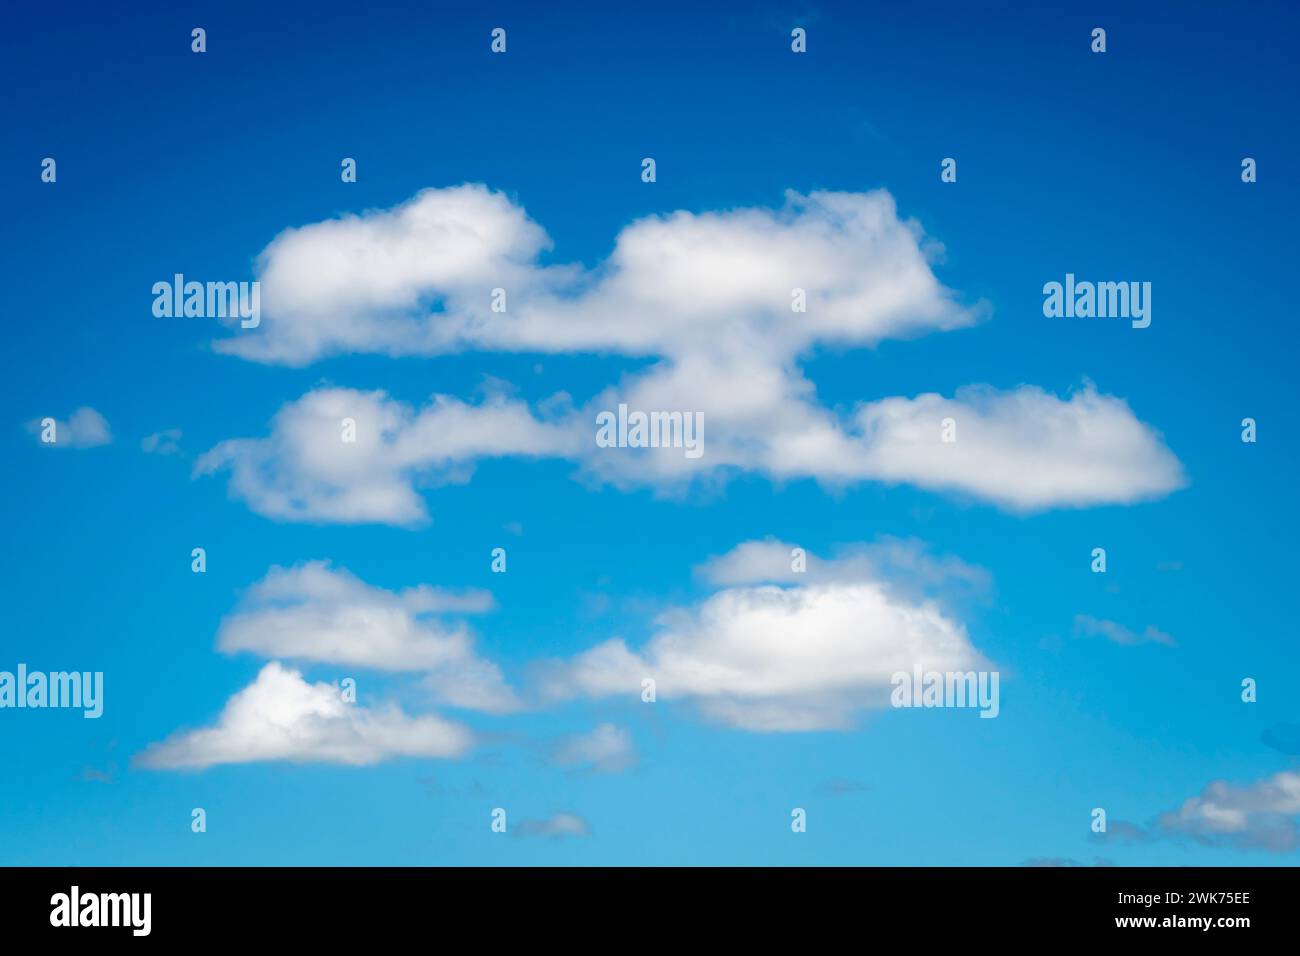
[0,866,1290,940]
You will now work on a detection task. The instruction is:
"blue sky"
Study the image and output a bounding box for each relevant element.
[2,0,1298,865]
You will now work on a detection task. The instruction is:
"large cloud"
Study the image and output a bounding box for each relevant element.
[197,380,1183,522]
[216,561,518,713]
[201,185,1184,519]
[216,185,973,365]
[538,541,990,732]
[135,662,473,769]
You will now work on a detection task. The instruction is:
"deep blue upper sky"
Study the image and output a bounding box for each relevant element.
[1,0,1297,865]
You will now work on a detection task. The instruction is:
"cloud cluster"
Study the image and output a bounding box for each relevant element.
[138,562,526,770]
[197,381,1183,524]
[197,185,1184,522]
[217,561,518,713]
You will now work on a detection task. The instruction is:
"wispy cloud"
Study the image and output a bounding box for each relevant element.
[1073,614,1176,648]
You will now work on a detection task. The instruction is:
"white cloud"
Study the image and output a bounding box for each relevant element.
[198,381,1183,523]
[215,184,562,365]
[141,428,182,455]
[849,384,1186,511]
[514,812,591,839]
[194,387,580,525]
[1073,614,1176,648]
[26,407,111,448]
[216,561,518,713]
[552,723,635,773]
[697,536,992,605]
[135,662,473,769]
[539,543,989,732]
[200,185,1183,518]
[1158,770,1300,851]
[216,185,974,365]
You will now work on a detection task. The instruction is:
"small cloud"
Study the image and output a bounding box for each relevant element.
[1156,560,1184,573]
[25,407,111,448]
[142,428,183,455]
[1156,769,1300,852]
[552,723,635,774]
[1073,614,1175,648]
[503,522,524,536]
[515,812,590,839]
[817,777,869,797]
[77,765,115,784]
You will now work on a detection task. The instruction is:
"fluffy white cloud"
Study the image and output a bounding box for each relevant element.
[539,542,989,732]
[216,185,561,365]
[217,186,973,365]
[552,723,635,773]
[198,380,1183,522]
[135,662,473,769]
[26,407,111,448]
[1158,770,1300,851]
[850,384,1186,510]
[217,561,518,713]
[200,185,1183,518]
[195,387,580,524]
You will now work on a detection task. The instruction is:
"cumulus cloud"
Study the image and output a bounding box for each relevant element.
[216,185,973,365]
[26,407,112,448]
[215,185,562,365]
[195,387,580,525]
[198,381,1182,523]
[1073,614,1176,648]
[216,562,518,713]
[538,542,989,732]
[200,185,1183,518]
[135,662,473,769]
[552,723,635,773]
[514,812,591,839]
[1157,769,1300,852]
[850,384,1186,511]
